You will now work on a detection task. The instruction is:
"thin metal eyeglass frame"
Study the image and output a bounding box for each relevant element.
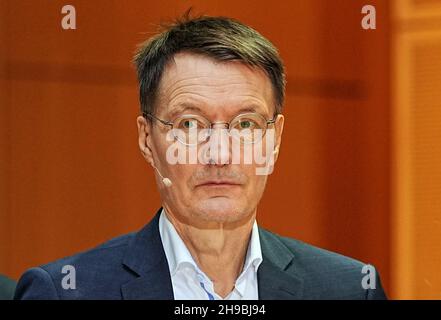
[142,112,278,145]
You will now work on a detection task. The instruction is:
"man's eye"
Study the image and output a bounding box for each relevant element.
[239,120,253,129]
[182,120,196,129]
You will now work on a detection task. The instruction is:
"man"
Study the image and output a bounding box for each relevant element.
[14,15,387,300]
[0,274,16,300]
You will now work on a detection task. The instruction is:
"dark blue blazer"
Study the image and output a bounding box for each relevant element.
[14,209,387,300]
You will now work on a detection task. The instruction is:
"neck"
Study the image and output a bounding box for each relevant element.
[164,207,256,298]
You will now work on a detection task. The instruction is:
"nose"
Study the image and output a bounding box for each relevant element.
[206,123,231,165]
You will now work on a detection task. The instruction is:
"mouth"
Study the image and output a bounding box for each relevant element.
[196,180,242,188]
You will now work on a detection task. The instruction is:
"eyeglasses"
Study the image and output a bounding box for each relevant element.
[143,111,278,146]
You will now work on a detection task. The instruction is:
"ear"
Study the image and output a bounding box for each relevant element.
[136,115,154,165]
[273,114,284,163]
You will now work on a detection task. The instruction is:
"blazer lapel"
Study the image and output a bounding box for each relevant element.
[258,228,304,300]
[120,209,304,300]
[121,209,174,300]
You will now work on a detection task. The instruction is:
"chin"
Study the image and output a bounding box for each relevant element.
[194,198,249,223]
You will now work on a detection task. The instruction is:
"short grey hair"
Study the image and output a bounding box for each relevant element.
[133,13,286,116]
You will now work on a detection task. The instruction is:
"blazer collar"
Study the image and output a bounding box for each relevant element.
[121,208,174,300]
[257,228,304,299]
[120,208,303,300]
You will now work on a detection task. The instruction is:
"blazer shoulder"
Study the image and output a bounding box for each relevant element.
[261,228,367,269]
[42,232,136,273]
[0,274,17,300]
[259,228,387,299]
[15,231,136,299]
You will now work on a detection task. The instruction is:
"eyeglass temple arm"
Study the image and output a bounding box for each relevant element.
[267,113,279,125]
[142,112,173,127]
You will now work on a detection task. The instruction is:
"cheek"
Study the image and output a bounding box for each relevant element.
[242,166,268,197]
[169,164,196,192]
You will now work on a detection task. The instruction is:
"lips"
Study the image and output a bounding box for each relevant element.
[196,180,241,187]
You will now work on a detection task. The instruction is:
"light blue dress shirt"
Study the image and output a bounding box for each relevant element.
[158,208,263,300]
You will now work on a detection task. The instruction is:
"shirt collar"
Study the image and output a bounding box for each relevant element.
[159,208,197,276]
[234,219,263,297]
[242,219,263,274]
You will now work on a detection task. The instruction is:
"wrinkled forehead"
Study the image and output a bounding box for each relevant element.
[155,52,276,118]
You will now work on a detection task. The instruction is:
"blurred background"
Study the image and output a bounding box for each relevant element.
[0,0,440,299]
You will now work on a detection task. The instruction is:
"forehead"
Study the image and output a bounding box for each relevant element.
[156,52,275,117]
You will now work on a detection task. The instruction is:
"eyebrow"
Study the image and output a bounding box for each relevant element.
[167,103,202,120]
[167,103,269,120]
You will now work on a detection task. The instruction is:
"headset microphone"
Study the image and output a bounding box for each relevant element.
[144,147,172,187]
[151,162,172,187]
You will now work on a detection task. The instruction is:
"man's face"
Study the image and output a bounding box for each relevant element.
[137,52,284,226]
